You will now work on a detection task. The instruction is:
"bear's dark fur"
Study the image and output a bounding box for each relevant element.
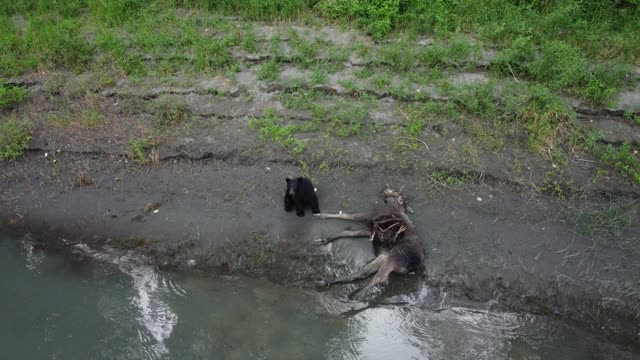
[284,177,320,217]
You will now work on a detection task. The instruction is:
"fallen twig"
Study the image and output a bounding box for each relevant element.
[397,136,430,151]
[507,63,519,83]
[575,158,600,164]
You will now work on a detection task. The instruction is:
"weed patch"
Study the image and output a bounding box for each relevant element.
[601,143,640,185]
[24,16,93,72]
[90,0,145,26]
[194,37,237,73]
[184,0,312,21]
[567,201,637,239]
[258,61,280,82]
[248,108,306,155]
[288,28,320,66]
[129,137,152,163]
[450,81,575,153]
[0,84,27,110]
[316,0,400,39]
[150,95,189,128]
[491,38,629,104]
[0,119,31,160]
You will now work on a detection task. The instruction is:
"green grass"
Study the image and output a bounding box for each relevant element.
[601,143,640,185]
[491,38,629,104]
[150,95,189,128]
[241,26,258,53]
[325,100,367,137]
[129,137,151,163]
[248,108,306,155]
[0,119,31,160]
[449,81,575,153]
[25,16,94,72]
[282,92,370,138]
[1,0,635,108]
[578,129,640,185]
[0,14,93,75]
[372,73,391,89]
[0,83,27,109]
[181,0,312,22]
[288,28,320,66]
[567,200,637,238]
[309,66,328,85]
[258,60,280,82]
[624,110,640,127]
[279,90,325,110]
[82,109,104,127]
[316,0,400,40]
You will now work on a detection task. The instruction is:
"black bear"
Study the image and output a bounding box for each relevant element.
[284,177,320,217]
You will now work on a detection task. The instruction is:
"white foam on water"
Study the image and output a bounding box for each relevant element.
[21,240,44,272]
[127,266,178,358]
[72,244,178,359]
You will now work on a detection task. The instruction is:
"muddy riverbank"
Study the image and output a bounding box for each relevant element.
[2,148,639,350]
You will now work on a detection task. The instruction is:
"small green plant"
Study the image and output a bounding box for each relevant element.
[310,66,328,85]
[601,143,640,185]
[194,38,236,73]
[539,170,574,198]
[623,110,640,126]
[258,60,280,81]
[338,78,359,93]
[129,137,151,163]
[242,27,258,53]
[373,73,391,89]
[0,84,27,109]
[316,0,400,39]
[288,29,319,66]
[280,90,323,110]
[355,68,374,79]
[378,37,417,71]
[0,119,31,160]
[567,202,636,238]
[150,95,189,128]
[24,17,93,72]
[326,101,367,137]
[248,108,306,154]
[89,0,145,25]
[82,109,104,127]
[454,81,498,117]
[430,170,473,187]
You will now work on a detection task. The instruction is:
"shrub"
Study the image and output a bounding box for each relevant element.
[0,120,31,160]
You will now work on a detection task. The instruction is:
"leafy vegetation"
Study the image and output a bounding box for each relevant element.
[0,84,27,109]
[150,95,189,128]
[601,143,640,185]
[248,108,306,155]
[0,119,31,160]
[258,61,281,82]
[129,137,152,163]
[0,0,637,186]
[567,200,637,238]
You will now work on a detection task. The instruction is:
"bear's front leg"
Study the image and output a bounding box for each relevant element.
[284,194,294,212]
[295,198,305,217]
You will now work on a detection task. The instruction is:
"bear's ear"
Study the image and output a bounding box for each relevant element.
[285,178,292,184]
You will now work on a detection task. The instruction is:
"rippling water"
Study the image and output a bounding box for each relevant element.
[0,234,635,360]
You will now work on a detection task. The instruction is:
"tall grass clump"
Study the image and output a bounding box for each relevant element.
[180,0,313,21]
[23,16,93,72]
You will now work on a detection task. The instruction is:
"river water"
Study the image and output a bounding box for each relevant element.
[0,234,634,359]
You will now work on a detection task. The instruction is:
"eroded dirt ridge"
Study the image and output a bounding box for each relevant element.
[2,18,640,349]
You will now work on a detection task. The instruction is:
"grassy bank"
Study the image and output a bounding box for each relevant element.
[0,0,638,185]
